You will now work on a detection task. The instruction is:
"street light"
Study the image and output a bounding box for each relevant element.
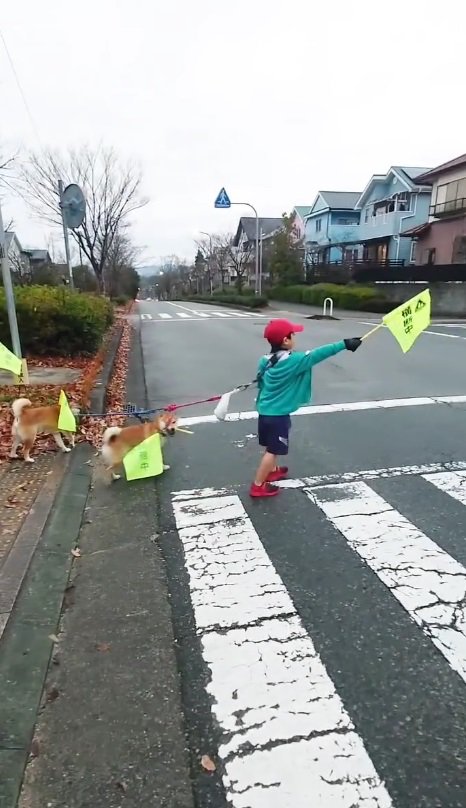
[200,231,213,295]
[214,188,260,295]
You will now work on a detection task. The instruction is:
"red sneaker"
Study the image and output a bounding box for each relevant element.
[249,482,280,498]
[266,466,289,483]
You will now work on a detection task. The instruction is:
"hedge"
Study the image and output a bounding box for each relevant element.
[182,293,268,309]
[268,284,389,313]
[0,286,114,356]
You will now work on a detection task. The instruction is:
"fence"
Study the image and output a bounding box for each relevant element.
[305,262,466,285]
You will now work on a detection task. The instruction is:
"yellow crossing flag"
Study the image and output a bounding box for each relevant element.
[382,289,431,353]
[58,390,77,432]
[123,433,164,481]
[0,342,22,376]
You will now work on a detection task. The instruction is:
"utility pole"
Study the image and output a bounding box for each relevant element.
[0,196,28,382]
[200,231,213,295]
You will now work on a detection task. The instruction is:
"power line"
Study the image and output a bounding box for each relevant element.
[0,27,42,147]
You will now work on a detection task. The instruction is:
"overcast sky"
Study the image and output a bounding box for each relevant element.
[1,0,465,265]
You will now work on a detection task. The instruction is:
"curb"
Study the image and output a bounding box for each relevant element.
[0,322,124,645]
[0,322,125,807]
[0,445,92,808]
[89,323,124,415]
[0,454,69,642]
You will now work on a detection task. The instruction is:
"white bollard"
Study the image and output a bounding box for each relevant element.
[322,297,334,318]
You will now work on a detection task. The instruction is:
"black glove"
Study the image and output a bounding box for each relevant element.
[344,337,362,352]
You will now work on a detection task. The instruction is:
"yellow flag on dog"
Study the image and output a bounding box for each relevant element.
[58,390,77,432]
[0,342,21,376]
[382,289,431,353]
[123,433,164,481]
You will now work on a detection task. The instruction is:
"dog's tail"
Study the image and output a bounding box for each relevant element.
[11,398,32,420]
[102,426,122,445]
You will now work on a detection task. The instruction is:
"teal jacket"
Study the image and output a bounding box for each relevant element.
[256,341,346,416]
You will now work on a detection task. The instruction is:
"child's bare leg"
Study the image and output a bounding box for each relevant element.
[254,451,277,485]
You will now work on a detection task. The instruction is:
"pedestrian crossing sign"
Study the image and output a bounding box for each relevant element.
[214,187,231,209]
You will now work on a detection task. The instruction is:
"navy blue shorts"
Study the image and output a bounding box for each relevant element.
[258,415,291,456]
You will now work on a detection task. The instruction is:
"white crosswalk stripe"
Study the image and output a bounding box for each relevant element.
[172,493,394,808]
[170,463,466,807]
[307,479,466,684]
[139,310,266,322]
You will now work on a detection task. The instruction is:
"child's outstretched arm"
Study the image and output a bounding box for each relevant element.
[292,338,362,371]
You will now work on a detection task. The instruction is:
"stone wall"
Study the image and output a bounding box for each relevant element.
[374,283,466,317]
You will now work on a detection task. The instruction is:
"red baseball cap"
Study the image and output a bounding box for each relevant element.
[263,318,304,344]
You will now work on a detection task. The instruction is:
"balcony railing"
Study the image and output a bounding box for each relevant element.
[430,198,466,218]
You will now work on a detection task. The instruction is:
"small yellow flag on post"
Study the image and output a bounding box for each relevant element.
[382,289,431,353]
[58,390,77,432]
[123,433,164,481]
[0,342,22,376]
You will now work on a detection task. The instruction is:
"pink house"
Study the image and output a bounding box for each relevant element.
[406,154,466,265]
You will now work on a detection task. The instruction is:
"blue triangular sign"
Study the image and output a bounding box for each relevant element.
[214,187,231,209]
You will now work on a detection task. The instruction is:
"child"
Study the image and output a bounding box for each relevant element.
[250,318,362,498]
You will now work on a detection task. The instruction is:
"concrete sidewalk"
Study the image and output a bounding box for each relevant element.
[6,322,195,808]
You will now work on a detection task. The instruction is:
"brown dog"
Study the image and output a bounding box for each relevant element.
[10,398,77,463]
[101,411,178,480]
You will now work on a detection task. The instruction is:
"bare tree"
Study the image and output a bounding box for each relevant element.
[211,233,234,291]
[104,229,142,298]
[19,145,148,292]
[220,232,253,293]
[194,237,215,294]
[9,250,31,285]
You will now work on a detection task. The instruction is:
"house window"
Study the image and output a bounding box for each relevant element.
[315,218,322,232]
[424,248,436,265]
[435,178,466,213]
[409,241,416,264]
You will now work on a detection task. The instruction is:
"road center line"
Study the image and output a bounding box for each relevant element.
[307,481,466,683]
[172,494,393,807]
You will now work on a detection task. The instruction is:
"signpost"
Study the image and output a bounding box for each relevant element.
[0,197,28,383]
[58,181,86,289]
[214,187,261,295]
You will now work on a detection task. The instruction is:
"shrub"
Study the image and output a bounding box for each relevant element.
[0,286,114,356]
[183,293,268,309]
[112,294,130,306]
[269,283,389,312]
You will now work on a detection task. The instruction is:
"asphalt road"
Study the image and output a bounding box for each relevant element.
[138,299,466,808]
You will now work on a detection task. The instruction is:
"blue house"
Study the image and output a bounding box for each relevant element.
[304,191,361,265]
[355,166,432,264]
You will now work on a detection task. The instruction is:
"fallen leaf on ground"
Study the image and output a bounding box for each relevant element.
[30,739,40,758]
[48,634,59,643]
[46,686,60,703]
[95,642,112,652]
[115,780,128,793]
[71,548,81,558]
[201,754,216,772]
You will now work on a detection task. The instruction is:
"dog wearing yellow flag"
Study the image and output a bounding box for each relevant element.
[9,398,79,463]
[101,411,178,480]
